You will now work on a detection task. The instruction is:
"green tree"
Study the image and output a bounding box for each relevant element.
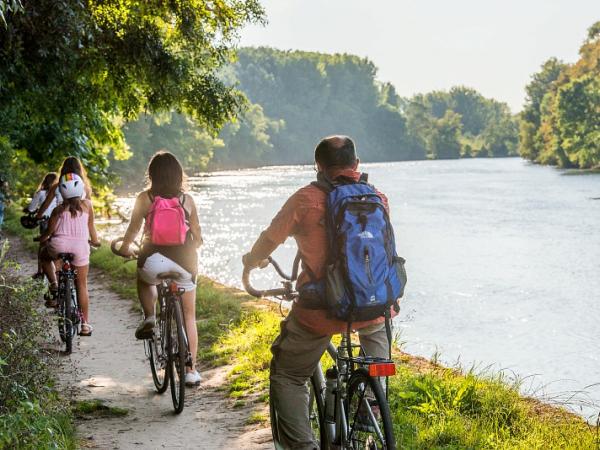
[519,58,566,162]
[427,111,463,160]
[0,0,264,195]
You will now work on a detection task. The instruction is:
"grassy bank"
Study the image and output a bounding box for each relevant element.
[0,235,76,449]
[4,208,598,448]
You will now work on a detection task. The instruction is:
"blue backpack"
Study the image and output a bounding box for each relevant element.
[301,173,407,322]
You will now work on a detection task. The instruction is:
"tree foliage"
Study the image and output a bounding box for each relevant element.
[0,0,264,195]
[117,47,517,179]
[519,21,600,169]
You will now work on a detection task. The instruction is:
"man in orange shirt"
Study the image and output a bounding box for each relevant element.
[243,136,392,449]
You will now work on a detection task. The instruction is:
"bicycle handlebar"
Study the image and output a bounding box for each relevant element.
[110,237,140,260]
[242,265,291,298]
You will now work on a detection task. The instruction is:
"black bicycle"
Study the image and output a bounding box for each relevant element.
[35,236,86,354]
[54,252,82,354]
[111,238,192,414]
[243,255,397,450]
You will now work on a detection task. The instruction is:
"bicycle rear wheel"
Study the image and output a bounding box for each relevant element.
[346,368,396,450]
[167,299,186,414]
[58,277,75,354]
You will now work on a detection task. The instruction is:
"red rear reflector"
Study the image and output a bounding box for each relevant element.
[170,282,178,293]
[369,363,396,377]
[63,262,71,271]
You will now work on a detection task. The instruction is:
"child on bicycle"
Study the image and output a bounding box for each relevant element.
[118,151,203,386]
[26,172,61,278]
[40,173,100,336]
[35,156,93,221]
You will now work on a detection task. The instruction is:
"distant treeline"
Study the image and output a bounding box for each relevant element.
[519,21,600,169]
[114,47,518,178]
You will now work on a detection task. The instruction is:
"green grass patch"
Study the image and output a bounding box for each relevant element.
[73,399,128,418]
[245,411,268,426]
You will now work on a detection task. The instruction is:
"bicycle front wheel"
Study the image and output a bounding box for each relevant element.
[309,373,327,449]
[346,368,396,450]
[148,331,168,393]
[167,300,186,414]
[269,373,327,450]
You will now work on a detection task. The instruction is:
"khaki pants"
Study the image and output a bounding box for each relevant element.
[269,311,390,450]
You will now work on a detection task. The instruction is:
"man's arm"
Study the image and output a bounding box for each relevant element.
[243,192,305,268]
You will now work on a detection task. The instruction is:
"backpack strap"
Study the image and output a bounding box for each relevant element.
[179,193,191,223]
[311,172,336,193]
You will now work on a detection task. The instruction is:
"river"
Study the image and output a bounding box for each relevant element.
[107,158,600,418]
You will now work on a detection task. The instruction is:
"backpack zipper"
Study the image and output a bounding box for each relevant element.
[364,247,374,284]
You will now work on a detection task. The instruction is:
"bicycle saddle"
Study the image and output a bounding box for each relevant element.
[157,271,181,280]
[58,253,75,261]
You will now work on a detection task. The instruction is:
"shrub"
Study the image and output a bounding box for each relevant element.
[0,241,75,449]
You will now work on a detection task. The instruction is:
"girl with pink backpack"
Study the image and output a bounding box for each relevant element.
[119,151,203,386]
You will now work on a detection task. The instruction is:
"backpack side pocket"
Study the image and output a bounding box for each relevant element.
[393,256,407,298]
[325,263,346,310]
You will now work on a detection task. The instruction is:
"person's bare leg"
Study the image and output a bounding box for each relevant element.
[41,257,57,287]
[181,290,197,372]
[137,277,157,318]
[74,265,90,324]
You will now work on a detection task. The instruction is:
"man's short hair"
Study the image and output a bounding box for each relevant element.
[314,135,357,169]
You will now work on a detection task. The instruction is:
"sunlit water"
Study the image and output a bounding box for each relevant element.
[105,158,600,418]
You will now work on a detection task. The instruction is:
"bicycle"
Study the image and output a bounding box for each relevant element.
[243,255,397,450]
[111,238,193,414]
[35,236,91,354]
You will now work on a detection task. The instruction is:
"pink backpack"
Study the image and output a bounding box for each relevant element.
[146,194,189,246]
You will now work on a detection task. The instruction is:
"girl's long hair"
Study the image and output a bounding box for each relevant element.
[58,157,92,196]
[37,172,58,192]
[147,151,187,198]
[62,197,84,218]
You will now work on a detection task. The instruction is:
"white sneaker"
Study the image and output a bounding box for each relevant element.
[185,370,201,386]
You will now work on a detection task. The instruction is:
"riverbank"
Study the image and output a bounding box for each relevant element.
[3,208,598,448]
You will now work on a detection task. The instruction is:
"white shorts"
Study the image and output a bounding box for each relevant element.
[137,253,196,292]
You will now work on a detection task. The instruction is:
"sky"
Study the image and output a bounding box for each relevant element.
[239,0,600,112]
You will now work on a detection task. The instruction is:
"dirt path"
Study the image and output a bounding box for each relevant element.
[8,237,272,450]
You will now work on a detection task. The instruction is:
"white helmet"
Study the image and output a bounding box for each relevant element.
[59,173,84,199]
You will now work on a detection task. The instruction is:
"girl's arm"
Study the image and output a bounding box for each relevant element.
[86,200,100,246]
[187,195,203,248]
[40,207,60,243]
[35,184,57,219]
[27,191,44,213]
[120,192,148,254]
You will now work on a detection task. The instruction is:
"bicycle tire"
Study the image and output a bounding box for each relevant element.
[59,276,75,354]
[149,335,169,393]
[167,299,186,414]
[269,374,327,450]
[346,368,396,450]
[149,296,169,393]
[309,373,328,449]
